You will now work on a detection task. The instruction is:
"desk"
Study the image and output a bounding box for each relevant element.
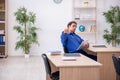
[46,54,101,80]
[88,46,120,80]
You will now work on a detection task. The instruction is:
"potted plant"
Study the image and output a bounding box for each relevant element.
[103,6,120,47]
[13,7,39,57]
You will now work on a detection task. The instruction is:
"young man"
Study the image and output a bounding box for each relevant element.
[61,21,97,61]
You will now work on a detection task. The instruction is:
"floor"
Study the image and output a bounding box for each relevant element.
[0,56,46,80]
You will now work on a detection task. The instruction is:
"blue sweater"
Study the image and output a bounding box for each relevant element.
[61,32,84,53]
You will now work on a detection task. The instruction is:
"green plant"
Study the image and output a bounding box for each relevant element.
[103,6,120,46]
[14,7,39,54]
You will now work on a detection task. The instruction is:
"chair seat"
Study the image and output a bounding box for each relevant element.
[51,71,59,80]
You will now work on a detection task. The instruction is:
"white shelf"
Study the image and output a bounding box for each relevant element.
[0,54,7,58]
[0,21,5,23]
[76,32,96,34]
[0,10,5,12]
[73,0,97,43]
[74,6,96,9]
[0,45,5,46]
[0,0,7,58]
[75,19,96,21]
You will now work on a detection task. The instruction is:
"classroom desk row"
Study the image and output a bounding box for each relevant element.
[46,46,120,80]
[88,46,120,80]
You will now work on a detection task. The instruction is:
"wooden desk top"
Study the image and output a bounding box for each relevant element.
[47,54,102,67]
[88,46,120,53]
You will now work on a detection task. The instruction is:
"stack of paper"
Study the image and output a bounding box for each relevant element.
[49,51,61,55]
[62,56,76,61]
[92,44,106,47]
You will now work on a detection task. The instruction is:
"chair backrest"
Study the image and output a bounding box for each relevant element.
[42,54,51,76]
[63,46,69,53]
[112,54,120,75]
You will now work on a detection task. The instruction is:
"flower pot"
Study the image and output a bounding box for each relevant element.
[112,40,116,47]
[24,54,29,58]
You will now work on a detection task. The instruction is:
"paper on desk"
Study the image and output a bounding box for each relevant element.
[62,56,76,61]
[48,51,61,55]
[92,44,106,47]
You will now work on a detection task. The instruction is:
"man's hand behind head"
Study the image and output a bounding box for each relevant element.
[63,28,69,33]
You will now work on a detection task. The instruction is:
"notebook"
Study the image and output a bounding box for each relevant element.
[77,40,88,50]
[64,53,80,57]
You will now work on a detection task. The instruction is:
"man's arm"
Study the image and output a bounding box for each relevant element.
[61,28,69,47]
[61,31,68,47]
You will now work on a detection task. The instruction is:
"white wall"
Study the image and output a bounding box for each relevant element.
[96,0,120,45]
[8,0,72,55]
[8,0,120,56]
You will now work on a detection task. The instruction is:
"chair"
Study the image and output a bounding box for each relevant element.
[41,54,59,80]
[112,54,120,80]
[63,46,69,53]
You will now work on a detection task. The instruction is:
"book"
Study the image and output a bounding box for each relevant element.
[0,35,5,45]
[90,25,96,32]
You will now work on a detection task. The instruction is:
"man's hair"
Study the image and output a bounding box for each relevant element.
[67,21,77,27]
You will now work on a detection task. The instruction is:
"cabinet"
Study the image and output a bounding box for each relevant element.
[73,0,97,43]
[0,0,7,58]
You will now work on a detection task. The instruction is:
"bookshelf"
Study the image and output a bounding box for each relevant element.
[73,0,97,43]
[0,0,7,58]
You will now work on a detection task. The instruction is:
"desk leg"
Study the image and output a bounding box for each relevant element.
[97,52,120,80]
[60,67,100,80]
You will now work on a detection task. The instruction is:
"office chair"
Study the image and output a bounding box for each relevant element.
[42,54,59,80]
[112,54,120,80]
[63,46,69,53]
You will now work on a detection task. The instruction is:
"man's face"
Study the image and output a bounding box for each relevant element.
[69,23,77,33]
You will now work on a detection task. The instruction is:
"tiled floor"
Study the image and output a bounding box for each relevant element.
[0,56,46,80]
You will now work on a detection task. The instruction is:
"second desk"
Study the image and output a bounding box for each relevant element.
[47,54,102,80]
